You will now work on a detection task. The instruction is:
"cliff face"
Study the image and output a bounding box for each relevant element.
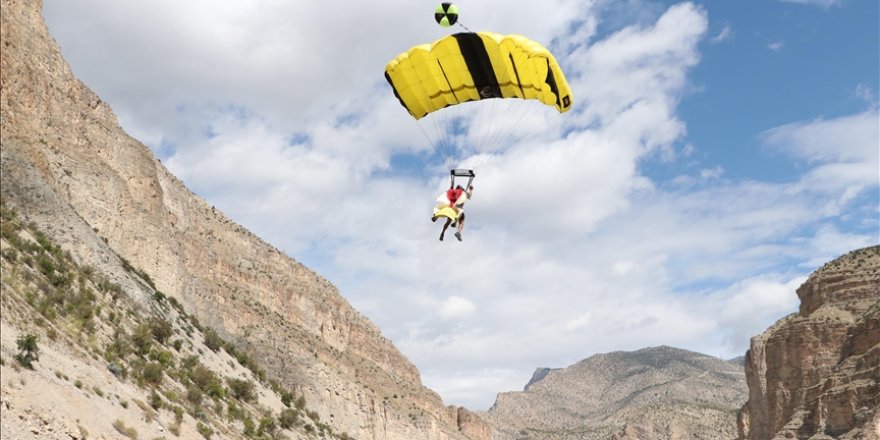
[0,0,488,438]
[738,246,880,440]
[484,346,748,440]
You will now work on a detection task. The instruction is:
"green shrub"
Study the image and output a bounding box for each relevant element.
[131,324,154,356]
[14,334,39,369]
[106,328,133,362]
[186,385,203,405]
[149,391,163,410]
[278,408,300,429]
[150,349,174,367]
[140,362,164,386]
[196,422,213,439]
[107,362,127,378]
[148,317,173,344]
[258,415,276,436]
[202,328,223,352]
[227,378,256,402]
[189,365,223,397]
[172,405,184,424]
[242,417,255,436]
[294,395,307,411]
[281,390,293,408]
[112,419,138,439]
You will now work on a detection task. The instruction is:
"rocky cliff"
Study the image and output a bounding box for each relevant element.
[484,346,748,440]
[739,246,880,440]
[0,0,489,438]
[738,246,880,440]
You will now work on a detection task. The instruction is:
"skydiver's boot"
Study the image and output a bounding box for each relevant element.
[455,232,462,241]
[431,215,438,222]
[439,233,444,241]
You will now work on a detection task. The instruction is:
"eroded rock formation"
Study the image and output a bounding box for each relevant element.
[738,246,880,440]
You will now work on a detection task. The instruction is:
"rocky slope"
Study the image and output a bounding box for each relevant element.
[484,346,748,439]
[1,205,349,439]
[738,246,880,440]
[0,0,489,438]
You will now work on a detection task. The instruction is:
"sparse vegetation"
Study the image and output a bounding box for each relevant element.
[196,422,213,439]
[0,200,363,439]
[113,419,138,439]
[227,377,256,402]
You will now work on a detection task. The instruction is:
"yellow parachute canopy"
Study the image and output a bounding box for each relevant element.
[385,32,573,120]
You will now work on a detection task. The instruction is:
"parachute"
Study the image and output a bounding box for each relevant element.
[385,31,573,229]
[384,32,573,121]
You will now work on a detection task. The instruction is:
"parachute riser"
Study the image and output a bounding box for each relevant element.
[449,168,475,189]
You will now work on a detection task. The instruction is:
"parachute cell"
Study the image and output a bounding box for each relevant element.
[385,32,573,120]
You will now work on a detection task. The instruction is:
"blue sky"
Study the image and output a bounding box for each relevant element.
[44,0,878,410]
[679,0,878,181]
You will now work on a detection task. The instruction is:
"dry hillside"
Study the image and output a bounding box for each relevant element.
[1,202,352,439]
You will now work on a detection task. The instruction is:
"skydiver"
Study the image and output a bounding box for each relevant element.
[432,185,463,223]
[435,185,473,241]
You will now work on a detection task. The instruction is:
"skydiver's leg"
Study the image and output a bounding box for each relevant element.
[454,212,465,241]
[439,218,452,241]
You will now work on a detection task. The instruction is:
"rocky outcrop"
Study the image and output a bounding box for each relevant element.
[738,246,880,440]
[0,0,488,438]
[484,346,748,440]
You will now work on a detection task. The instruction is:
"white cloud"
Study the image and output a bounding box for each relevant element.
[854,84,878,109]
[760,110,880,194]
[439,296,477,320]
[768,41,785,51]
[708,276,804,354]
[710,24,733,44]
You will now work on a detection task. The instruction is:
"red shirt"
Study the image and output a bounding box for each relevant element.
[446,188,463,206]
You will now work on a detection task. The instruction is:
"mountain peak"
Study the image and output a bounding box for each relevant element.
[486,346,747,439]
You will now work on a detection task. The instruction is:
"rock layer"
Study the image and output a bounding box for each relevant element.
[738,246,880,440]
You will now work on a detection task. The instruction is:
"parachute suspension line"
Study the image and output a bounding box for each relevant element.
[414,120,447,170]
[456,20,473,33]
[471,102,550,171]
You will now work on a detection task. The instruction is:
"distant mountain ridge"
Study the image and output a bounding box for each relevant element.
[485,346,748,440]
[524,367,561,391]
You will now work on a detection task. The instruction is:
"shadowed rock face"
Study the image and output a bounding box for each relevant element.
[738,246,880,440]
[0,0,489,438]
[485,346,748,440]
